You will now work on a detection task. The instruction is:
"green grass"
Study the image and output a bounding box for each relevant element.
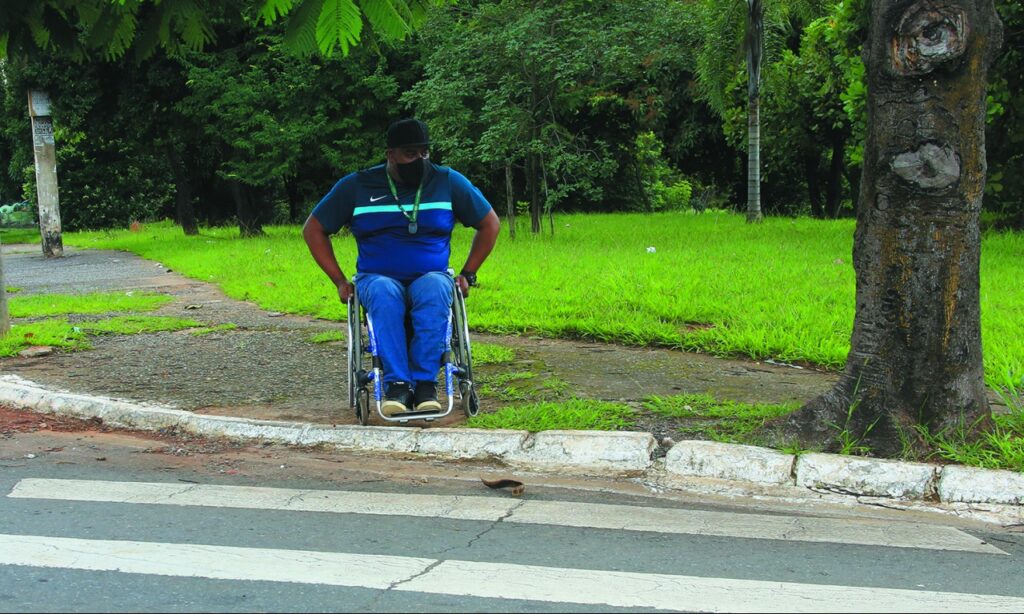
[309,330,346,344]
[63,216,1023,390]
[643,393,799,444]
[913,387,1024,472]
[78,316,199,335]
[0,319,90,355]
[0,228,40,244]
[5,287,22,293]
[467,398,635,432]
[0,316,199,356]
[472,342,515,365]
[9,291,172,317]
[189,323,237,336]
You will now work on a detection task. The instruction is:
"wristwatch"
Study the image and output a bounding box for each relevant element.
[460,270,478,287]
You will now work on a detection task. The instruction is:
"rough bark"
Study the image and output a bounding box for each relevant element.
[745,0,763,224]
[782,0,1003,456]
[528,153,540,234]
[0,238,9,336]
[505,162,516,240]
[805,152,824,218]
[825,133,847,218]
[168,149,198,236]
[230,181,265,238]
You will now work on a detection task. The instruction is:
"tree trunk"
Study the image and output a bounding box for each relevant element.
[805,151,824,218]
[168,149,198,236]
[745,0,763,224]
[230,181,265,238]
[540,153,554,235]
[746,95,762,222]
[781,0,1003,456]
[529,154,541,234]
[283,175,302,223]
[0,237,9,336]
[825,133,846,218]
[844,164,862,219]
[505,162,516,240]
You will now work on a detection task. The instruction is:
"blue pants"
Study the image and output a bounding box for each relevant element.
[356,271,454,386]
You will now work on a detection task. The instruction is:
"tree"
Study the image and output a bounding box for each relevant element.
[744,0,763,223]
[781,0,1004,455]
[693,0,827,215]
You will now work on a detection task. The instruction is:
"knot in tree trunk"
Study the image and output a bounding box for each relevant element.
[891,3,968,75]
[891,141,960,192]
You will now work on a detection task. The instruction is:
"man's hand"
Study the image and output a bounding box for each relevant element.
[455,275,470,298]
[337,279,354,303]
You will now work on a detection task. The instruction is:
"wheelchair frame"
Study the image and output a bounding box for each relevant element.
[346,278,479,425]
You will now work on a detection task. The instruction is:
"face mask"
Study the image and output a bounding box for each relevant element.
[396,158,427,186]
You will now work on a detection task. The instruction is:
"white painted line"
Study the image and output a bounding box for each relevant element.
[1,534,1020,613]
[511,500,1005,554]
[0,534,428,589]
[401,558,1024,613]
[8,479,1004,555]
[8,478,516,521]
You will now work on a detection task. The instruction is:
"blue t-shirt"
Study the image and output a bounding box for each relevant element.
[312,163,492,282]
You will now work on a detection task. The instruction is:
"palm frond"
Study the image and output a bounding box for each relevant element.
[166,0,215,52]
[260,0,299,25]
[316,0,362,57]
[283,0,324,55]
[358,0,410,42]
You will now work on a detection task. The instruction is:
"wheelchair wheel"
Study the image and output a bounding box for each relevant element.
[452,288,477,418]
[460,382,480,418]
[355,387,370,426]
[346,294,361,410]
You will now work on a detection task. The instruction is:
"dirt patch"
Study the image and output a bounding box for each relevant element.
[1,246,839,436]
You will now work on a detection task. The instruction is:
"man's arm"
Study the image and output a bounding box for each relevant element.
[303,214,353,302]
[457,209,500,297]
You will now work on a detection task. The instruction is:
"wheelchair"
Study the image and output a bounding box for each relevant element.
[346,273,480,425]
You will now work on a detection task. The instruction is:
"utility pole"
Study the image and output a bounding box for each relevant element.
[28,90,63,258]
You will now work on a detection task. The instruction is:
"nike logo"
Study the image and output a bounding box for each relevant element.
[369,195,390,203]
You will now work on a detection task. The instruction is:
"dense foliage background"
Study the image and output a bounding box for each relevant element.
[0,0,1020,233]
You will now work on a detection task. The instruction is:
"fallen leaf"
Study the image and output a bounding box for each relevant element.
[481,477,526,497]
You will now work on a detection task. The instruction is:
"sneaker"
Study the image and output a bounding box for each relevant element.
[414,381,442,412]
[382,382,413,416]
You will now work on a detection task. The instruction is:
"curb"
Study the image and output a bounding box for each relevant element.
[2,375,1021,516]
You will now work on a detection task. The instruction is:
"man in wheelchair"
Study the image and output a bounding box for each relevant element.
[303,118,500,416]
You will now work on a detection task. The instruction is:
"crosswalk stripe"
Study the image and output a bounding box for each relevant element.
[8,478,1003,554]
[1,533,1020,613]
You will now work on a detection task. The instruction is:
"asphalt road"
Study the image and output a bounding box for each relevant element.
[1,427,1022,613]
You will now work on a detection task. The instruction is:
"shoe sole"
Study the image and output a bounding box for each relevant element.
[381,400,409,417]
[415,400,442,412]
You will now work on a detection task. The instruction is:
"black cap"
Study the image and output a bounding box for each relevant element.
[386,118,431,148]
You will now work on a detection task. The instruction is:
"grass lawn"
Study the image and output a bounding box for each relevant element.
[0,290,199,356]
[64,213,1024,392]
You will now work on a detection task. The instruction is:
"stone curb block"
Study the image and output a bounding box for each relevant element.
[508,430,657,473]
[6,375,1023,509]
[939,465,1024,505]
[796,453,937,499]
[0,377,652,472]
[665,441,795,485]
[415,428,530,459]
